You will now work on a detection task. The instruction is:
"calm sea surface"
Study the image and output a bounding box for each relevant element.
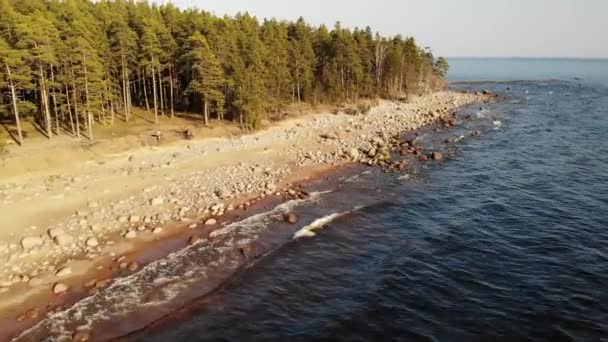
[19,59,608,341]
[135,58,608,341]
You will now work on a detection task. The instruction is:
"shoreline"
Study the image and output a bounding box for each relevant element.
[1,91,494,340]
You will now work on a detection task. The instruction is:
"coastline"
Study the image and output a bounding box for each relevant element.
[0,91,494,340]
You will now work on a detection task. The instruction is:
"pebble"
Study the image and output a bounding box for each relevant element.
[129,215,140,223]
[204,218,217,225]
[152,227,163,234]
[124,230,137,239]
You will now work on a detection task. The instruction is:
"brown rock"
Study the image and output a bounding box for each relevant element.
[53,282,69,294]
[72,329,91,341]
[188,236,202,245]
[128,262,139,272]
[95,279,111,289]
[284,213,298,224]
[431,152,444,161]
[25,308,39,319]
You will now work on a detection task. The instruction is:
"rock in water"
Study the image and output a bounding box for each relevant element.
[53,282,69,294]
[431,152,444,161]
[284,213,298,224]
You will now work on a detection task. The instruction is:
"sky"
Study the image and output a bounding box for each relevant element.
[170,0,608,59]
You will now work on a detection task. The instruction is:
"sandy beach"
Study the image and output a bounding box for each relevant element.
[0,90,491,340]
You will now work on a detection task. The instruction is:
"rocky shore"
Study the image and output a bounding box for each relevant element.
[0,90,492,340]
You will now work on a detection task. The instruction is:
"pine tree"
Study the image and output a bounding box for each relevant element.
[0,36,32,145]
[183,31,225,125]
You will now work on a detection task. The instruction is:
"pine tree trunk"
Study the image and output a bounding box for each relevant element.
[296,81,301,112]
[121,54,130,122]
[203,99,209,125]
[151,64,158,124]
[110,100,115,125]
[50,64,60,135]
[142,69,150,112]
[158,66,164,117]
[38,64,52,139]
[65,84,75,137]
[83,53,93,140]
[5,64,23,145]
[169,63,175,118]
[70,67,80,137]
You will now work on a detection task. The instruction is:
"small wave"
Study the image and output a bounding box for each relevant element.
[293,206,363,239]
[14,190,333,341]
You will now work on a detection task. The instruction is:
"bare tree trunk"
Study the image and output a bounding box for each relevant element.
[142,69,150,112]
[151,64,158,124]
[169,63,175,118]
[5,64,23,145]
[50,64,60,135]
[65,84,75,137]
[70,66,80,137]
[203,99,209,125]
[158,66,164,117]
[296,81,301,112]
[121,54,130,122]
[38,63,52,139]
[83,53,93,140]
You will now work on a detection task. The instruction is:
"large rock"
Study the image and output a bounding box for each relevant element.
[431,152,444,161]
[346,148,360,160]
[21,236,43,250]
[284,213,298,224]
[47,228,65,239]
[54,234,74,247]
[85,237,99,247]
[150,197,164,206]
[53,282,69,294]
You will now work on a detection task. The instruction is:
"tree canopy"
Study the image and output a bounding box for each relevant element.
[0,0,449,140]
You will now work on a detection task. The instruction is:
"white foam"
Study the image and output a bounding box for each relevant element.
[14,190,333,341]
[292,206,363,240]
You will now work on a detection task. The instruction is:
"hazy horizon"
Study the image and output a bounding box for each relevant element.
[171,0,608,59]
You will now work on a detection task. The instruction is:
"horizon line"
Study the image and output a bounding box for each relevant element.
[447,56,608,60]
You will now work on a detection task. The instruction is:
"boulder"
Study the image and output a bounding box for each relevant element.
[53,282,69,294]
[346,148,360,160]
[150,197,164,206]
[53,234,74,247]
[56,267,72,278]
[284,213,298,224]
[431,152,444,161]
[21,236,43,250]
[85,237,99,248]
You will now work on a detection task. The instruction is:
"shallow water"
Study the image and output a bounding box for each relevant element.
[17,60,608,341]
[136,66,608,341]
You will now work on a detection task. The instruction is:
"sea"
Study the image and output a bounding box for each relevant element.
[17,58,608,341]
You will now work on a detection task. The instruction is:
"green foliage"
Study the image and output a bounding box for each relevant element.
[0,0,449,136]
